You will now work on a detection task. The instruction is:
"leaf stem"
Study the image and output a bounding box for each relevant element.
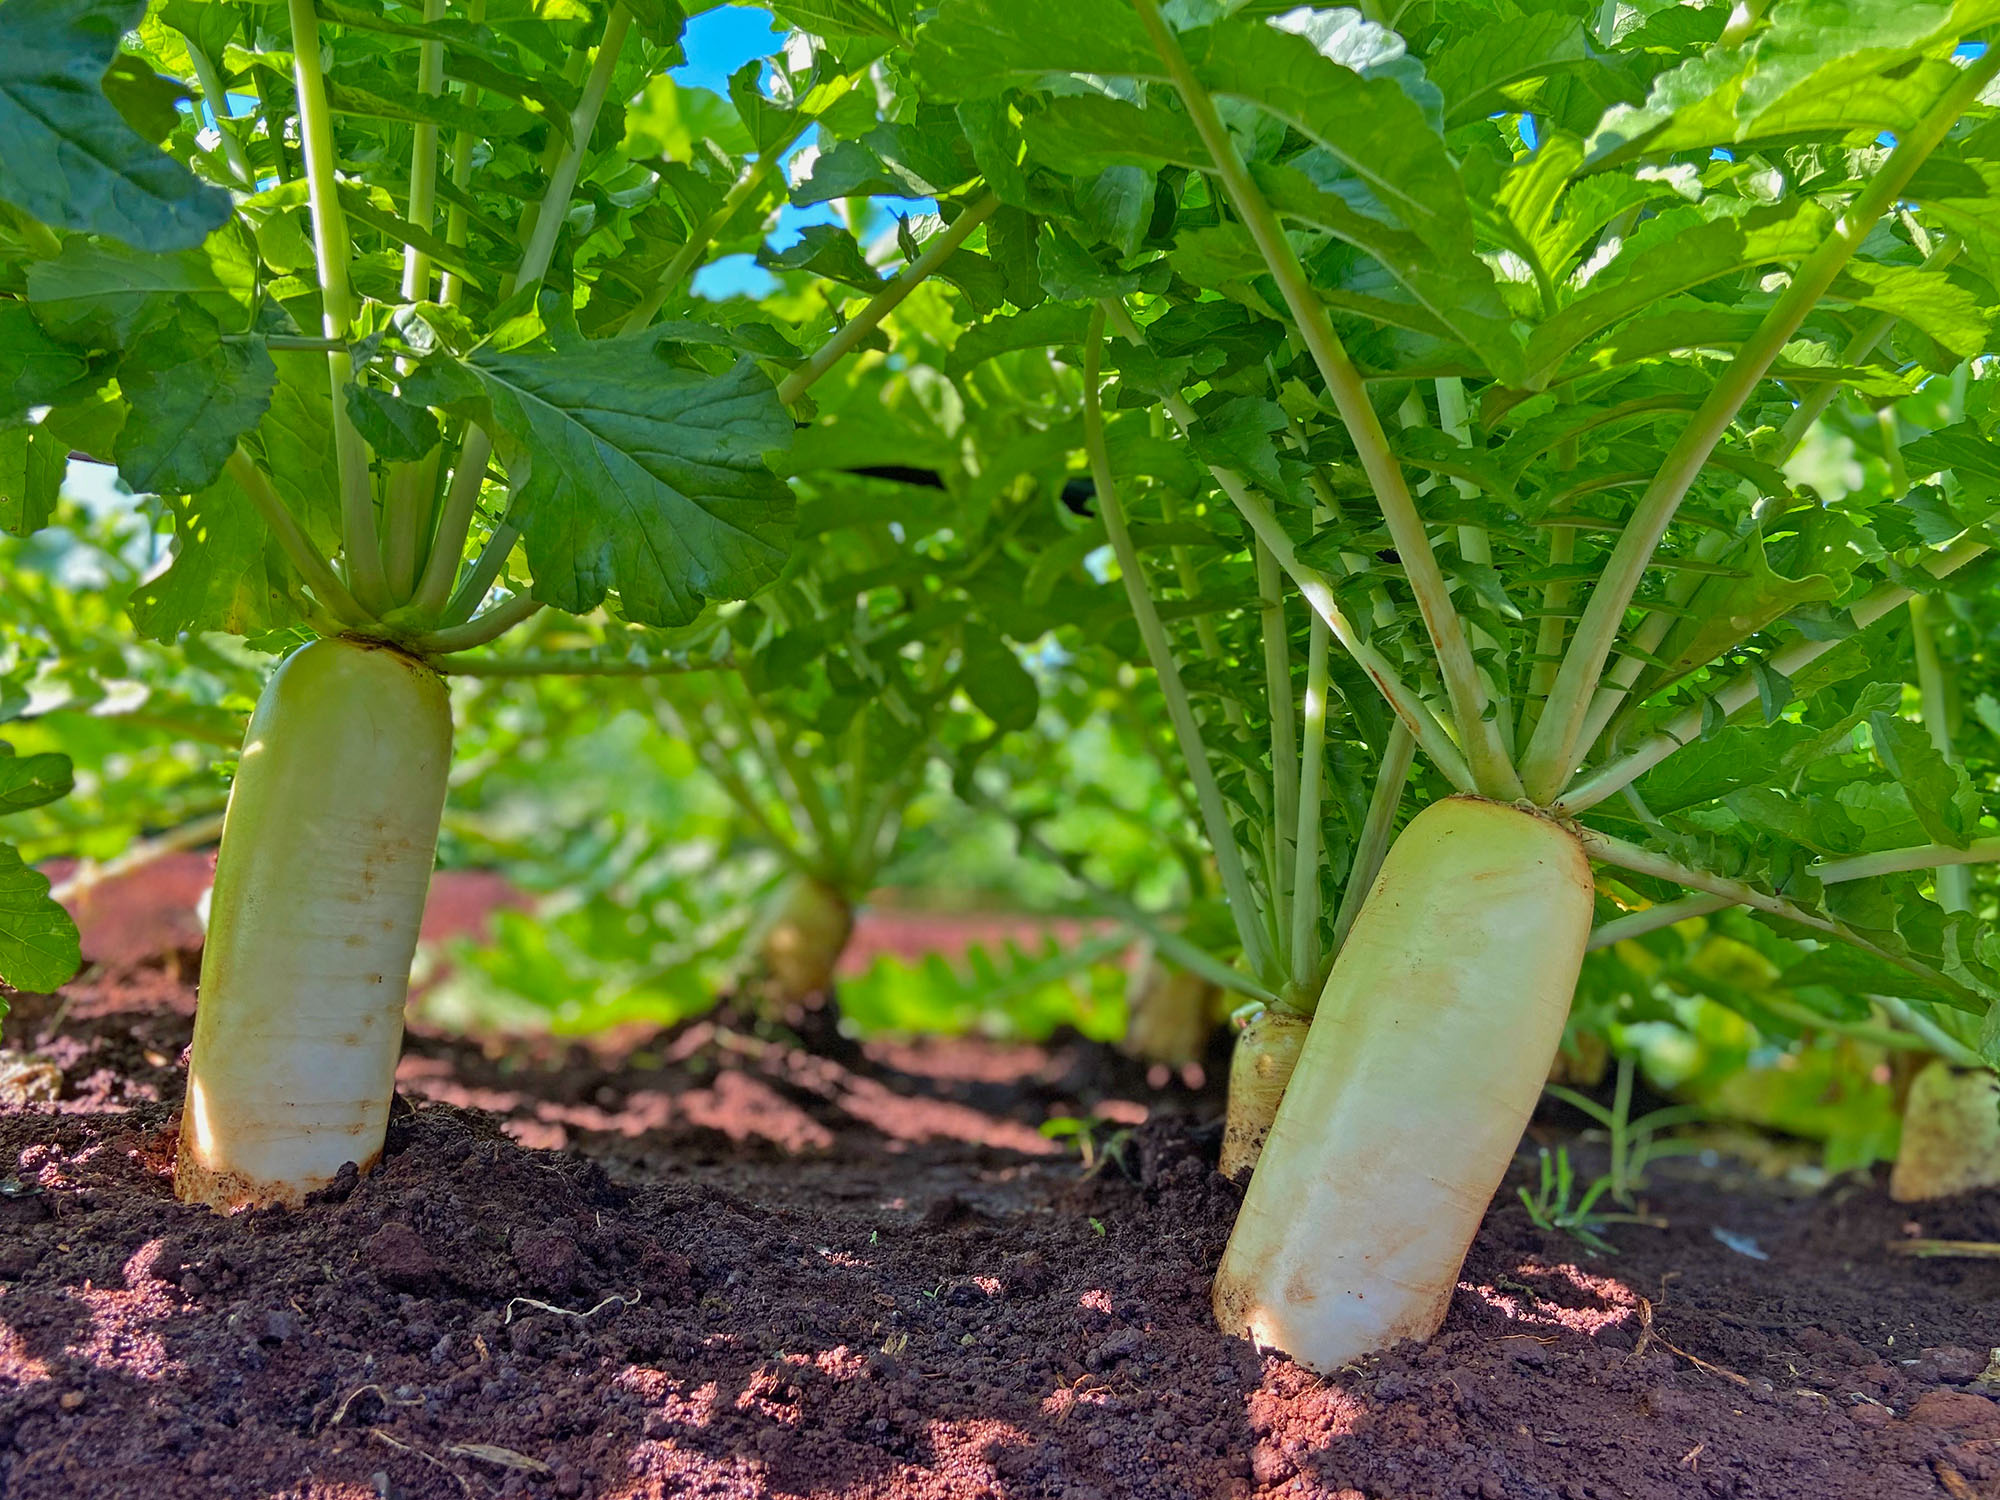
[1909,594,1973,911]
[1575,827,1985,1011]
[512,6,632,296]
[1556,535,1989,812]
[440,521,518,624]
[1103,300,1476,793]
[1519,50,2000,802]
[438,651,726,678]
[1133,0,1514,798]
[286,0,392,616]
[776,194,998,405]
[412,591,542,652]
[1586,892,1732,950]
[1330,722,1413,951]
[1257,539,1298,954]
[226,447,373,628]
[1812,837,2000,887]
[1287,609,1331,992]
[413,435,496,617]
[1085,307,1274,982]
[181,34,254,187]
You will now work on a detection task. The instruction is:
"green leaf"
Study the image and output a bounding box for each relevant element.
[757,224,881,290]
[909,0,1158,99]
[129,471,303,640]
[0,844,79,994]
[0,745,73,815]
[622,75,753,160]
[1637,530,1839,699]
[0,0,230,250]
[0,422,68,536]
[0,302,91,415]
[961,632,1038,731]
[769,0,914,42]
[406,333,794,627]
[1831,261,1990,362]
[344,382,442,462]
[26,230,255,349]
[114,315,276,495]
[1869,711,1979,848]
[1430,12,1588,128]
[944,303,1090,377]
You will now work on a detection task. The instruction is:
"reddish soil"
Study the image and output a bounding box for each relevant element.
[3,968,2000,1500]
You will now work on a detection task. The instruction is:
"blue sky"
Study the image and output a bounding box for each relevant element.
[676,6,935,299]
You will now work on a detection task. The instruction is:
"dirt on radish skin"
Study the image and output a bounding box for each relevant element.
[3,985,2000,1500]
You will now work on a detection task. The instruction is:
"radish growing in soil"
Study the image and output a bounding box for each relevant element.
[900,0,2000,1367]
[0,0,1009,1208]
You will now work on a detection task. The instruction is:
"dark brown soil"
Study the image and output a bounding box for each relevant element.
[3,972,1999,1500]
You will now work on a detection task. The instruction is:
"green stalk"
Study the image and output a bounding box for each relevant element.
[1557,535,1990,812]
[1910,595,1973,912]
[1576,828,1986,1010]
[435,0,485,308]
[227,449,374,627]
[1286,610,1331,992]
[1329,721,1413,950]
[775,195,999,405]
[1520,52,2000,802]
[182,34,254,187]
[621,159,777,333]
[1134,0,1514,798]
[379,0,450,604]
[286,0,391,617]
[1159,475,1245,730]
[1258,539,1298,952]
[512,7,631,296]
[1103,300,1476,793]
[1813,836,2000,886]
[412,8,627,620]
[439,652,721,678]
[1586,892,1732,949]
[1085,308,1274,982]
[410,592,542,652]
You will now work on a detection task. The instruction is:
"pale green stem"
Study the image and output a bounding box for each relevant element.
[1134,0,1514,798]
[1557,535,1990,812]
[412,592,543,652]
[1813,837,2000,886]
[411,6,624,620]
[776,195,999,405]
[1910,595,1973,912]
[971,783,1278,1004]
[436,0,484,310]
[1329,722,1413,951]
[1872,994,1984,1069]
[1085,309,1274,982]
[1520,52,2000,803]
[441,520,518,625]
[400,0,448,299]
[1258,539,1298,951]
[287,0,391,616]
[439,652,723,678]
[226,448,372,628]
[1576,828,1985,1011]
[1586,893,1731,950]
[1287,610,1331,992]
[1573,526,1732,756]
[1101,299,1476,794]
[1159,478,1245,729]
[511,6,632,298]
[1520,522,1576,745]
[413,433,496,617]
[621,158,778,334]
[182,35,254,187]
[380,0,448,604]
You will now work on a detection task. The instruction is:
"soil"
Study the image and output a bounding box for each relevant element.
[3,967,2000,1500]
